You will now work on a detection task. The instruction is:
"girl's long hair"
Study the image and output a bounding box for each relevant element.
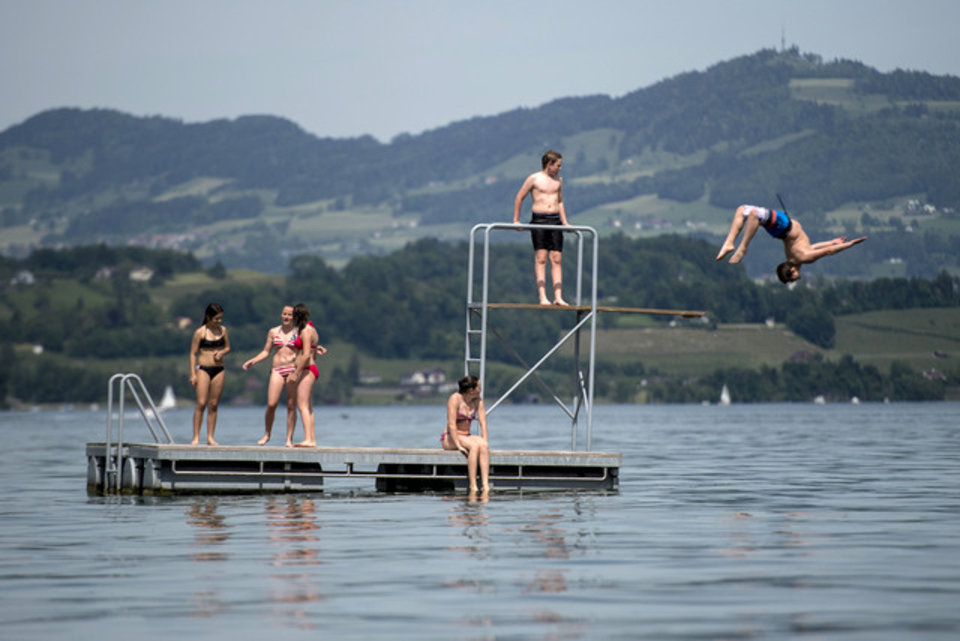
[292,303,310,332]
[203,302,224,325]
[458,375,479,394]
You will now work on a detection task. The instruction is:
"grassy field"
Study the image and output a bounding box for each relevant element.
[559,307,960,377]
[829,307,960,372]
[0,279,114,321]
[788,78,890,114]
[150,270,285,313]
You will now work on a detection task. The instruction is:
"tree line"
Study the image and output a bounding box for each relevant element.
[1,239,957,407]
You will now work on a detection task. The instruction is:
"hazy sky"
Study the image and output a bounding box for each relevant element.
[2,0,958,143]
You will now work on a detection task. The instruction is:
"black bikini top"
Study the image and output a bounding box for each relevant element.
[198,335,225,349]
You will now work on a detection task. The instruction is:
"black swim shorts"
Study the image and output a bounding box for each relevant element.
[529,212,563,252]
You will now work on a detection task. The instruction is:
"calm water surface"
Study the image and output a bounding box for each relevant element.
[1,402,958,640]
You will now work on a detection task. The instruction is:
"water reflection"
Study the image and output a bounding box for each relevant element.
[519,507,569,594]
[264,496,325,630]
[444,495,585,639]
[719,510,810,559]
[185,498,229,618]
[186,498,229,562]
[444,495,490,557]
[266,496,322,566]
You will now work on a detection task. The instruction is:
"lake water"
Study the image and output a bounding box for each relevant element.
[1,402,958,640]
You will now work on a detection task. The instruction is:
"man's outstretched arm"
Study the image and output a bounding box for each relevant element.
[800,236,867,263]
[809,237,850,251]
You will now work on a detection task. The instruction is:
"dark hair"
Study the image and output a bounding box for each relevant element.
[203,302,223,324]
[458,375,480,394]
[775,261,797,284]
[541,149,562,169]
[292,303,310,331]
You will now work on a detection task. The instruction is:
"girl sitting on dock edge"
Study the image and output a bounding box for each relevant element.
[442,375,490,494]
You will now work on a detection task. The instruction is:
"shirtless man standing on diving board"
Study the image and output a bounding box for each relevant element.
[513,150,571,305]
[716,204,867,283]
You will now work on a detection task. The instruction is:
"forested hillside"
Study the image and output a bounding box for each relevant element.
[1,48,959,277]
[1,240,957,407]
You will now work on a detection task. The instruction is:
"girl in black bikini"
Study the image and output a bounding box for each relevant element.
[189,303,231,445]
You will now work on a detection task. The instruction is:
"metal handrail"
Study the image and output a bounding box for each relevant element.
[105,373,174,492]
[465,222,599,450]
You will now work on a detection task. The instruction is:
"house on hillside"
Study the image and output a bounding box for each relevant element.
[400,368,451,396]
[10,270,35,286]
[129,267,154,282]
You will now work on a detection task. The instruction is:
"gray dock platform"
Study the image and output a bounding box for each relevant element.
[86,442,621,495]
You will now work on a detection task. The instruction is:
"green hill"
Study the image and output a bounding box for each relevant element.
[1,48,959,278]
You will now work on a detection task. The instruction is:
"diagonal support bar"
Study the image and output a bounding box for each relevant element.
[486,310,596,414]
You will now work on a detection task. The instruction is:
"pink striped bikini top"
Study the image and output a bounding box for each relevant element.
[272,329,298,349]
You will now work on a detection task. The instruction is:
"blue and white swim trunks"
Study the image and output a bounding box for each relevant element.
[742,205,793,239]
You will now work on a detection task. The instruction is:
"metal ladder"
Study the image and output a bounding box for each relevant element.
[464,222,599,450]
[103,373,174,493]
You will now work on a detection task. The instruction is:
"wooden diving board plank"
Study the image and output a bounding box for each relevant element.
[472,302,705,317]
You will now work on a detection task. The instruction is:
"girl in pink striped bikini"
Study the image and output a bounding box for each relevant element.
[243,305,301,447]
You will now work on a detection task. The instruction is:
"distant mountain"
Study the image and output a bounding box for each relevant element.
[2,47,959,277]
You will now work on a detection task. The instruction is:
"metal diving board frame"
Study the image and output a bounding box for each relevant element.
[464,223,704,452]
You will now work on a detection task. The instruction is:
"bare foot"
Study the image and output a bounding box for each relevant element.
[539,298,552,306]
[207,439,219,446]
[294,441,316,448]
[285,441,293,448]
[257,433,270,446]
[553,298,569,306]
[467,488,489,503]
[469,485,480,494]
[190,438,199,446]
[728,250,746,264]
[716,243,735,261]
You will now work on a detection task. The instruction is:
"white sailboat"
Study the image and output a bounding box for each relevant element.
[158,385,176,411]
[719,384,731,406]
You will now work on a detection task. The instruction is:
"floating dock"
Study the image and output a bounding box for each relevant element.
[86,442,621,494]
[86,223,702,497]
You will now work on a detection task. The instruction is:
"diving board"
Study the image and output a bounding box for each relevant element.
[475,302,705,317]
[466,222,704,451]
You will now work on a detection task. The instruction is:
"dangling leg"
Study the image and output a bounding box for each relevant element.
[466,442,480,493]
[478,439,490,492]
[729,207,762,264]
[717,206,747,260]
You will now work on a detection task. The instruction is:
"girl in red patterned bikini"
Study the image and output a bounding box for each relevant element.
[291,303,327,448]
[242,305,301,447]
